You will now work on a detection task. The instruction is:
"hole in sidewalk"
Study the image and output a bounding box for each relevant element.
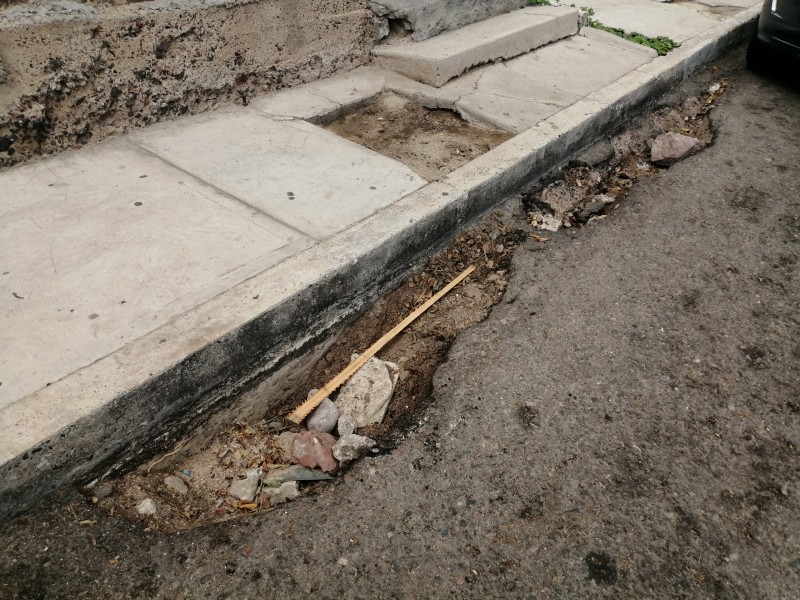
[325,92,512,182]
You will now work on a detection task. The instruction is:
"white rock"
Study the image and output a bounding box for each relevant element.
[537,214,562,232]
[136,498,157,515]
[335,355,399,427]
[337,413,358,436]
[333,433,376,464]
[163,475,188,495]
[228,468,262,502]
[263,481,300,506]
[306,396,340,433]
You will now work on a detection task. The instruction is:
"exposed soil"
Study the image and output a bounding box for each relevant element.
[325,92,513,181]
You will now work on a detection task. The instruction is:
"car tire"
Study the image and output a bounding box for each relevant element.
[747,37,771,71]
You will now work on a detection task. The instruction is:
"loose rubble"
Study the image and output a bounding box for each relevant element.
[263,481,300,506]
[228,468,262,502]
[305,395,340,433]
[163,476,188,495]
[335,355,400,427]
[290,431,338,472]
[337,414,358,436]
[650,132,706,166]
[136,498,157,515]
[333,434,377,465]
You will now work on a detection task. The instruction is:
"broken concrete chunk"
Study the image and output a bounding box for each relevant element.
[537,214,562,232]
[228,468,262,502]
[306,395,340,434]
[595,194,616,205]
[575,200,605,224]
[291,431,338,472]
[650,132,705,167]
[335,355,400,427]
[91,483,114,501]
[136,498,157,515]
[337,413,358,437]
[263,481,299,506]
[163,475,188,495]
[276,431,297,461]
[264,465,333,483]
[333,434,376,465]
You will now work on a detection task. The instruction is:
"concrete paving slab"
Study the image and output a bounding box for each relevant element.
[587,0,722,42]
[373,6,579,87]
[129,110,427,239]
[0,139,310,410]
[250,67,386,123]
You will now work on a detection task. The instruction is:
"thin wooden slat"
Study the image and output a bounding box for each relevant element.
[287,264,476,424]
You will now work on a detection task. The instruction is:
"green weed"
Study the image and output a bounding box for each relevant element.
[580,6,679,56]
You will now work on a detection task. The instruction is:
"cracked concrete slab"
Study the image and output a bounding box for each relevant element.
[250,67,386,123]
[128,109,427,239]
[373,6,579,87]
[0,138,310,411]
[585,0,725,42]
[375,28,657,133]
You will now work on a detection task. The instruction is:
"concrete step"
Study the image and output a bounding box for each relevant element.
[371,0,526,42]
[373,6,580,87]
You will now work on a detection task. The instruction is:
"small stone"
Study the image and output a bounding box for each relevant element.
[263,481,299,506]
[306,397,340,434]
[333,433,376,465]
[164,476,188,495]
[595,194,616,205]
[228,468,262,502]
[337,413,358,436]
[537,214,562,232]
[650,132,705,166]
[335,355,399,427]
[136,498,157,515]
[92,483,114,500]
[276,431,297,460]
[576,200,605,224]
[291,431,338,472]
[264,465,333,483]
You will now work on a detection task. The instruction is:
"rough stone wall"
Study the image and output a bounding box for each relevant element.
[0,0,373,166]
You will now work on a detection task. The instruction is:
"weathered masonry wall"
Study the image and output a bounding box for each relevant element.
[0,0,374,166]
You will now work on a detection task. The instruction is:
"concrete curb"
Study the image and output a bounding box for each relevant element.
[0,5,759,522]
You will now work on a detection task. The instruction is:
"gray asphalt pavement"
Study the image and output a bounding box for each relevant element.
[1,46,799,599]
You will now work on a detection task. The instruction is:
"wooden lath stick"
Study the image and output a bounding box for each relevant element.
[287,264,476,424]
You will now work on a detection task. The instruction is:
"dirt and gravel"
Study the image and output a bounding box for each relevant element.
[1,46,798,599]
[326,92,513,181]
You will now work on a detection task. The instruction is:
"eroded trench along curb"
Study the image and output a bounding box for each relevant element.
[85,77,729,533]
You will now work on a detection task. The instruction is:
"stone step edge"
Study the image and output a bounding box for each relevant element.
[373,6,580,87]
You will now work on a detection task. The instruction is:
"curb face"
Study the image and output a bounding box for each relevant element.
[0,5,760,522]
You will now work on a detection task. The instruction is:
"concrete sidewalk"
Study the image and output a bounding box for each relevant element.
[0,0,762,520]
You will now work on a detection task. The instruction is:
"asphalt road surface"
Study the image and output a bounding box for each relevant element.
[1,46,799,599]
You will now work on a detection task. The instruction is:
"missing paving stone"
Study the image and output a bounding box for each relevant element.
[325,92,513,181]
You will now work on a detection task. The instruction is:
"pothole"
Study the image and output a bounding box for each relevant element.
[325,92,513,181]
[88,77,727,534]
